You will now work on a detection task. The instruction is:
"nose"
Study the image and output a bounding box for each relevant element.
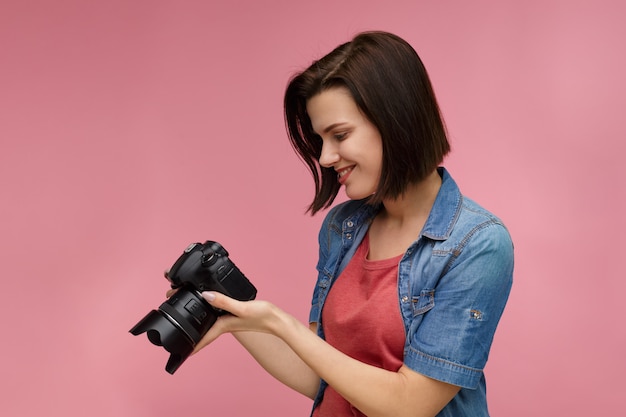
[318,139,340,168]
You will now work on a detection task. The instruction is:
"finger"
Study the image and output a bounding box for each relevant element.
[166,288,179,298]
[201,291,243,315]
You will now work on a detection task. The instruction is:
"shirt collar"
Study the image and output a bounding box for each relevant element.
[345,167,462,241]
[421,167,462,241]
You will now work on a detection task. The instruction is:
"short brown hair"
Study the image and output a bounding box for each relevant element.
[284,31,450,214]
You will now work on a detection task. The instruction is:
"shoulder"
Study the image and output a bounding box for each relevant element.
[455,196,513,251]
[437,196,514,292]
[426,172,514,281]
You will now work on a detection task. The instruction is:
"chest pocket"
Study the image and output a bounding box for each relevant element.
[412,289,435,316]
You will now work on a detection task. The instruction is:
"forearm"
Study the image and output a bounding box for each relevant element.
[233,330,320,399]
[197,291,456,415]
[273,313,458,417]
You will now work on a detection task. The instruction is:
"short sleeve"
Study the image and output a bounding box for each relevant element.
[403,222,514,389]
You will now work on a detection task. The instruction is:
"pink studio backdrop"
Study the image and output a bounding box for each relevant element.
[1,1,624,416]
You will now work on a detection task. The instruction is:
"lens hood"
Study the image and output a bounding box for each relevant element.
[129,288,218,374]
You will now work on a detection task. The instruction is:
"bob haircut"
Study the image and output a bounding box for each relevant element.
[284,31,450,214]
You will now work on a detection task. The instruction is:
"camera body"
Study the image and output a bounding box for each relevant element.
[130,241,256,374]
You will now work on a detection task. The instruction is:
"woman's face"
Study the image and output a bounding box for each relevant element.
[307,87,383,201]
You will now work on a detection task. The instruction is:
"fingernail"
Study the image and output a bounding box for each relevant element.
[203,291,216,302]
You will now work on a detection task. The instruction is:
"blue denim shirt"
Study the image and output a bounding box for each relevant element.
[309,168,514,417]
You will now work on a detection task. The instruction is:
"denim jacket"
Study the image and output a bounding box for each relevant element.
[309,168,514,417]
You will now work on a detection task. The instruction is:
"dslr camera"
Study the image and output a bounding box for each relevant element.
[130,241,256,374]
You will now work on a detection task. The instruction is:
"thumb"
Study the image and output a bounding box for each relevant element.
[191,293,234,354]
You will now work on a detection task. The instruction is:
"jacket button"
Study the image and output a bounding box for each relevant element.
[346,221,354,227]
[401,296,409,303]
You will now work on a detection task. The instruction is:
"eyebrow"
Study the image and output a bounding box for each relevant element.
[321,122,348,134]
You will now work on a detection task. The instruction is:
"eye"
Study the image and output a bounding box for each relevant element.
[333,132,348,141]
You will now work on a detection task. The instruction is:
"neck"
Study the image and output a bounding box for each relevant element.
[380,169,442,223]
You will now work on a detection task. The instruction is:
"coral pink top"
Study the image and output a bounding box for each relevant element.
[313,234,405,417]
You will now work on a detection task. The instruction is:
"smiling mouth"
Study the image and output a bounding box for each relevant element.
[337,166,353,177]
[337,166,354,182]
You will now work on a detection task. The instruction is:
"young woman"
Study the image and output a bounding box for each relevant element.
[187,31,514,417]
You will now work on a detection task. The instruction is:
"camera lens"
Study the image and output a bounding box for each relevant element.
[129,288,218,374]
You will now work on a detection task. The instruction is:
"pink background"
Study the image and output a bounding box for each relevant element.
[1,1,624,416]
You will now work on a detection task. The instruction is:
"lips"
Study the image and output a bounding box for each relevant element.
[336,166,354,185]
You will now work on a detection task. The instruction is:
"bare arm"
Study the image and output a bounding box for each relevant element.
[195,292,459,417]
[167,287,320,398]
[228,325,321,399]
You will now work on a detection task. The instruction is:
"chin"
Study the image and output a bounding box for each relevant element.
[345,187,376,201]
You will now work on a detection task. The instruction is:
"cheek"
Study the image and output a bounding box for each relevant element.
[367,135,384,169]
[370,146,384,174]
